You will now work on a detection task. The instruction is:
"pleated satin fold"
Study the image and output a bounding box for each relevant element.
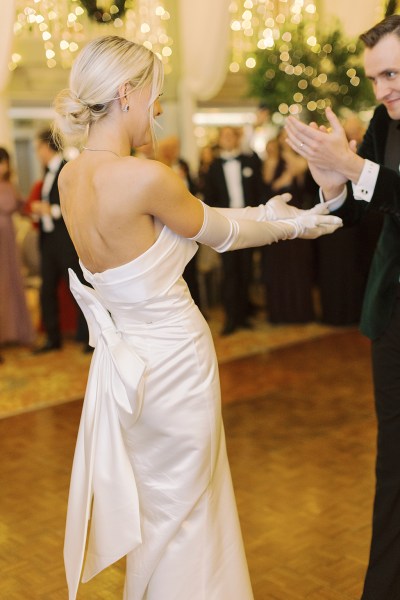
[64,272,146,600]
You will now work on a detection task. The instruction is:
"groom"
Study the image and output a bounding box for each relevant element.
[285,14,400,600]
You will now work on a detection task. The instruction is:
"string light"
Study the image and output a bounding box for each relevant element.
[11,1,173,72]
[229,0,318,73]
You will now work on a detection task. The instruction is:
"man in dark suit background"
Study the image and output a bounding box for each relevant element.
[204,126,265,335]
[31,129,88,353]
[285,15,400,599]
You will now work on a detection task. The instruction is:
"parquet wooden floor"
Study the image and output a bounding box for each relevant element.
[0,329,375,599]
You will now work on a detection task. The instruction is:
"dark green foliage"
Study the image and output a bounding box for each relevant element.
[79,0,126,23]
[246,26,376,121]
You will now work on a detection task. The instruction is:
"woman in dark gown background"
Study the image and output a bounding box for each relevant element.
[261,132,317,324]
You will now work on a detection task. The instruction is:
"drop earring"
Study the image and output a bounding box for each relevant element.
[122,104,129,112]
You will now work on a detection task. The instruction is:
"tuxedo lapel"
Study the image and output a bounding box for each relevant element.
[48,160,66,205]
[375,107,391,164]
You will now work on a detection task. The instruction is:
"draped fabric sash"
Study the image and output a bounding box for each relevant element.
[64,270,146,600]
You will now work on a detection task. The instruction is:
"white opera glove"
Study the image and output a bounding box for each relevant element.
[264,193,331,219]
[189,201,342,252]
[291,212,343,239]
[213,194,292,222]
[213,193,330,222]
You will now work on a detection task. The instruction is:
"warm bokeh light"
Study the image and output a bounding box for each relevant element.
[12,1,173,70]
[229,0,318,71]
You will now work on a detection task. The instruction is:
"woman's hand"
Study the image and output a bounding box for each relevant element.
[265,191,334,220]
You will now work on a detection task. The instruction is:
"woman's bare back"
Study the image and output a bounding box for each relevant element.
[58,154,162,274]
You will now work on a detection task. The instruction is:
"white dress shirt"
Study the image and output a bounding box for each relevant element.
[319,158,381,210]
[41,154,63,232]
[220,151,245,209]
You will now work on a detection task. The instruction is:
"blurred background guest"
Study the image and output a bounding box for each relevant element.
[261,131,317,324]
[0,147,34,360]
[204,126,264,335]
[30,129,89,353]
[196,144,218,199]
[194,144,221,316]
[242,103,280,159]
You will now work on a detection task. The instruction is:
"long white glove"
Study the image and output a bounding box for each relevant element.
[214,192,331,221]
[190,200,342,253]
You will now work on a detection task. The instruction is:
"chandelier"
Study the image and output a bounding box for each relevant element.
[11,0,173,71]
[229,0,318,72]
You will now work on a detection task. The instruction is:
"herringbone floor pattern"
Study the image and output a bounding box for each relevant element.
[0,329,375,599]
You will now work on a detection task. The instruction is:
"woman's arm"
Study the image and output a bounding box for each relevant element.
[132,160,342,250]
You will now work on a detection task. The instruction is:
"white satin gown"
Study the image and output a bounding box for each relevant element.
[64,225,254,600]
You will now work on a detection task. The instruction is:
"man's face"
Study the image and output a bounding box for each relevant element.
[218,127,239,152]
[364,33,400,120]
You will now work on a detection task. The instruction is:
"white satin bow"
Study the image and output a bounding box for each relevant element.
[64,270,146,600]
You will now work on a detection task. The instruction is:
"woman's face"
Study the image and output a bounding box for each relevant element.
[218,127,239,152]
[0,159,9,180]
[129,84,163,147]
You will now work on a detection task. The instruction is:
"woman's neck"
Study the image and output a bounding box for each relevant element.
[86,122,130,157]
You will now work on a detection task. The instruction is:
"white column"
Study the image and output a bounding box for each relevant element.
[0,0,16,149]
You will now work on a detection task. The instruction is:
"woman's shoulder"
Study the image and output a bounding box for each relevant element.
[90,155,171,183]
[59,153,161,185]
[115,156,182,195]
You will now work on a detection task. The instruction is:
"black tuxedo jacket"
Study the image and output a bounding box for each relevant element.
[334,104,400,339]
[203,153,264,209]
[39,160,80,262]
[39,160,69,241]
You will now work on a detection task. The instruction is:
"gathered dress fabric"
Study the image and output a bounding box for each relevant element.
[64,225,254,600]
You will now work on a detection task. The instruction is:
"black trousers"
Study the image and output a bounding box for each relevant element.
[40,231,88,345]
[220,249,253,328]
[361,288,400,599]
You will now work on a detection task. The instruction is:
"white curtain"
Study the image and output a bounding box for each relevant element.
[320,0,382,37]
[0,0,16,149]
[178,0,231,169]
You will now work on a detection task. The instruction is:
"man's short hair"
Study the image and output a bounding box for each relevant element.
[37,128,58,153]
[360,14,400,48]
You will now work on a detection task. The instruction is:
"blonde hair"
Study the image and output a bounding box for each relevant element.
[53,35,163,148]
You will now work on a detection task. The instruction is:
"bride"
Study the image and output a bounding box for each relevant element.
[54,35,342,600]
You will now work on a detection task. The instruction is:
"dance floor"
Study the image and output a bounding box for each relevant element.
[0,307,337,419]
[0,326,374,599]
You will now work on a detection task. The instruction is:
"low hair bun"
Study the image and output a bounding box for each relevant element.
[53,88,94,147]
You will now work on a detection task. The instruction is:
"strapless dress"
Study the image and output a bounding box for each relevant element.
[64,225,254,600]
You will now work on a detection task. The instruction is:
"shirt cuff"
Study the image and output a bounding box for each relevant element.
[319,186,347,211]
[351,159,380,202]
[50,204,62,219]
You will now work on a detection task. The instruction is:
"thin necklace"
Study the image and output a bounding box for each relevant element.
[82,146,120,158]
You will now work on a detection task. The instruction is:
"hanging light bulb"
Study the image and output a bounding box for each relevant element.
[229,0,318,71]
[12,0,173,70]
